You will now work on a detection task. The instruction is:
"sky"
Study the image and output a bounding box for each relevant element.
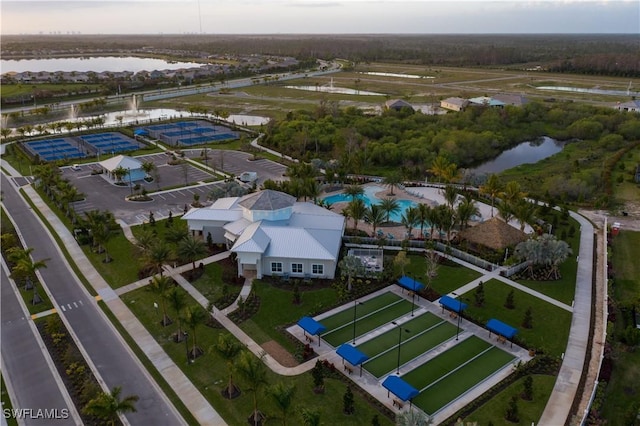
[1,1,639,35]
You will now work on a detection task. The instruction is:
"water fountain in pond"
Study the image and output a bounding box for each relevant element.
[125,94,149,119]
[69,104,78,121]
[128,94,139,115]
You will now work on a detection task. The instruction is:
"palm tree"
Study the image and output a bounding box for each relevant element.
[1,127,12,140]
[167,288,187,342]
[151,275,173,326]
[141,161,156,179]
[339,255,365,292]
[82,386,139,426]
[185,305,207,359]
[213,333,244,399]
[512,199,536,232]
[8,248,48,291]
[300,408,321,426]
[417,203,432,239]
[456,196,480,230]
[343,185,364,201]
[112,166,127,184]
[365,204,386,237]
[496,200,514,224]
[269,382,296,426]
[480,174,503,217]
[429,155,457,183]
[503,181,526,206]
[379,198,400,223]
[237,351,269,426]
[383,172,402,196]
[346,198,367,231]
[438,205,456,241]
[401,206,419,239]
[441,185,458,209]
[144,241,172,276]
[177,235,207,274]
[134,227,157,255]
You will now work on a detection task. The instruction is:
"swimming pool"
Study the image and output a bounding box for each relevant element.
[322,185,418,223]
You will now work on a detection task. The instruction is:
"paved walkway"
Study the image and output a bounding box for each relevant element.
[538,212,594,425]
[18,182,226,426]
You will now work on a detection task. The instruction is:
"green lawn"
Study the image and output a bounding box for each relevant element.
[363,320,457,378]
[403,336,515,414]
[121,285,393,426]
[404,254,482,296]
[239,280,338,352]
[322,299,414,347]
[81,231,139,288]
[466,374,557,425]
[1,374,18,426]
[601,231,640,424]
[461,279,572,357]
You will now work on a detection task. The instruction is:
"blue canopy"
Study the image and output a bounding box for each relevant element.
[487,318,517,339]
[439,295,468,313]
[397,276,424,292]
[382,375,419,402]
[336,344,369,366]
[134,129,149,136]
[297,316,326,336]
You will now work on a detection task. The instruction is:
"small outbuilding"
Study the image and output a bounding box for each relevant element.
[98,155,145,184]
[385,99,414,112]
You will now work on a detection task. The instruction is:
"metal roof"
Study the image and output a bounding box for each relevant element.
[238,190,296,211]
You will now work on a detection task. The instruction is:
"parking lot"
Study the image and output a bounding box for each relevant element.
[60,150,289,225]
[61,153,219,225]
[182,149,288,185]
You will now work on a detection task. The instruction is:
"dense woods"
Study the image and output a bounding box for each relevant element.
[263,101,640,205]
[3,34,639,77]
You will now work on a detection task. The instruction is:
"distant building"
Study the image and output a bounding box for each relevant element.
[385,99,414,111]
[493,93,529,107]
[468,96,506,108]
[440,97,469,112]
[614,100,640,113]
[635,164,640,183]
[182,190,345,279]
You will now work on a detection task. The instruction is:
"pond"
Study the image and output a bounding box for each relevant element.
[469,137,565,175]
[284,83,384,96]
[536,85,639,97]
[359,72,434,79]
[1,56,204,74]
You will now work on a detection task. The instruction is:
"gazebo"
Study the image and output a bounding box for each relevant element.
[487,318,518,348]
[381,375,419,410]
[297,316,326,347]
[459,217,528,251]
[336,344,369,376]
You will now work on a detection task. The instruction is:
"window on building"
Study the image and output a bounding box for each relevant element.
[312,264,324,275]
[271,262,283,273]
[291,263,303,274]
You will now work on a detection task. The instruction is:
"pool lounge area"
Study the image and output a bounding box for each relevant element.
[322,185,418,223]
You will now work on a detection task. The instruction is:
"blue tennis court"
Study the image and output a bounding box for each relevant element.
[135,120,239,147]
[79,132,142,154]
[24,138,86,162]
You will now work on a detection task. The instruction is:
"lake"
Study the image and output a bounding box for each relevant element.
[1,57,203,74]
[469,137,565,175]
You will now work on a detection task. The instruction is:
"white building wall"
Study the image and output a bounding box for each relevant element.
[259,257,336,279]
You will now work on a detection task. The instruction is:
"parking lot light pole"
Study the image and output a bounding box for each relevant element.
[392,321,410,374]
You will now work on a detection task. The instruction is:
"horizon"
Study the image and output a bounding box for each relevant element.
[2,1,639,35]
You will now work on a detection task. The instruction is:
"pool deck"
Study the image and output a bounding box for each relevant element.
[323,183,533,240]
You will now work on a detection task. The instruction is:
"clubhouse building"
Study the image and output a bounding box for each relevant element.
[182,190,345,279]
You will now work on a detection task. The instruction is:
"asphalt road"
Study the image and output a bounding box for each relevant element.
[1,174,183,426]
[1,264,77,426]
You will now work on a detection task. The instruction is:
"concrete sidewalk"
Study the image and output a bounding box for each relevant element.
[538,212,594,425]
[20,184,226,426]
